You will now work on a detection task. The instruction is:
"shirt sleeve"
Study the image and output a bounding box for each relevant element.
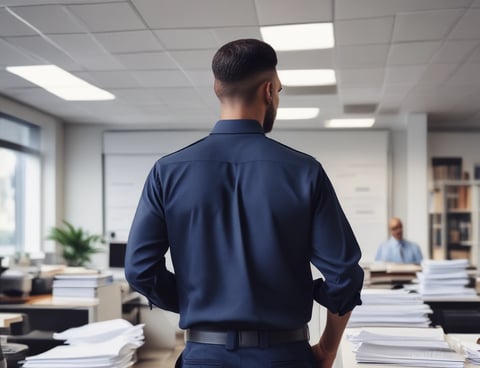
[374,244,384,261]
[124,163,179,313]
[310,165,364,315]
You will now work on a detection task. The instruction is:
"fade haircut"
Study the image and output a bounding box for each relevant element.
[212,39,278,103]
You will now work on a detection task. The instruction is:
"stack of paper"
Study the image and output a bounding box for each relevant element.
[447,335,480,365]
[417,259,477,299]
[348,327,465,367]
[22,319,144,368]
[52,272,114,299]
[348,289,432,327]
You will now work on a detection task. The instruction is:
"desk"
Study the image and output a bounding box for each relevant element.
[423,296,480,333]
[0,283,122,332]
[339,327,476,368]
[0,313,22,328]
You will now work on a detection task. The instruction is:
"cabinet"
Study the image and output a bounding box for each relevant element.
[429,180,480,265]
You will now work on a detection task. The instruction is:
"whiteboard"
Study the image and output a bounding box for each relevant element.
[103,131,207,242]
[103,130,389,261]
[270,130,389,262]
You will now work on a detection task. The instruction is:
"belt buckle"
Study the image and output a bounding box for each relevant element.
[238,330,259,347]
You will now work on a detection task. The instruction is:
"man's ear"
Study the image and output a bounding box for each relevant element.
[265,81,273,104]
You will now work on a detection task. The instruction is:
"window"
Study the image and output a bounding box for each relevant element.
[0,113,41,256]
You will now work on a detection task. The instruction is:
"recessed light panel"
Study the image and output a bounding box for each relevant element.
[325,118,375,128]
[261,23,334,51]
[278,69,336,86]
[6,65,115,101]
[277,107,320,120]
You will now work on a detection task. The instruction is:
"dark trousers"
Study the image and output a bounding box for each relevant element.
[176,341,314,368]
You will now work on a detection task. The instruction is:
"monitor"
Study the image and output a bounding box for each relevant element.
[108,242,127,269]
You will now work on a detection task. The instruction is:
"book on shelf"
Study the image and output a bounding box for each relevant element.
[432,157,462,180]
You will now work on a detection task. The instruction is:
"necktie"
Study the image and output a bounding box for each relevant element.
[398,241,404,262]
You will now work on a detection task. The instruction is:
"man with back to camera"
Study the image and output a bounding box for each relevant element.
[125,39,364,368]
[375,217,423,264]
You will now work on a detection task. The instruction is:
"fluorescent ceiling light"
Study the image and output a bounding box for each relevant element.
[261,23,334,51]
[278,69,336,86]
[6,65,115,101]
[277,108,319,120]
[325,118,375,128]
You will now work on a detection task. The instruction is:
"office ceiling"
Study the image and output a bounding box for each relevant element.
[0,0,480,130]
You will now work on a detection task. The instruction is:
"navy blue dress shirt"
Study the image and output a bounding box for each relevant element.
[125,119,364,330]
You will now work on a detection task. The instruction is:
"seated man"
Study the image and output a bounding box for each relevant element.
[375,217,423,264]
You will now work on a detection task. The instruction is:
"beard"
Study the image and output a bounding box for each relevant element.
[263,103,276,133]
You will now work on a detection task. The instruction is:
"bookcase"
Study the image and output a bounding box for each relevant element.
[429,179,480,265]
[429,156,480,264]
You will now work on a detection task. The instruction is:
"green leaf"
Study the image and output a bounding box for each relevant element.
[46,221,105,267]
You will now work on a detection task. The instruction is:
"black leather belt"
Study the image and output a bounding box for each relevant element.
[186,325,309,347]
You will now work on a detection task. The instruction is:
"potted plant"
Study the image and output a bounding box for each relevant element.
[47,221,104,267]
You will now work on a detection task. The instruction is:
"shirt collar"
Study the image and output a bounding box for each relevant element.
[390,236,403,246]
[211,119,265,135]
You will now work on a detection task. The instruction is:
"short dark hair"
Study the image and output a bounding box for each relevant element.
[212,39,277,83]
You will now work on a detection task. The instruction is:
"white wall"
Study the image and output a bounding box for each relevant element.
[390,129,408,222]
[64,124,106,266]
[0,95,64,257]
[406,114,429,258]
[428,132,480,180]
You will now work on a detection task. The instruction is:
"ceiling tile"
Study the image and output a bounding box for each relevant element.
[154,29,219,50]
[115,52,176,70]
[48,34,125,70]
[385,65,427,84]
[381,85,412,107]
[0,7,37,36]
[155,87,206,108]
[94,30,163,53]
[335,17,394,46]
[335,44,389,68]
[67,2,146,32]
[468,45,480,62]
[10,5,86,34]
[387,41,441,65]
[0,0,121,5]
[432,40,479,63]
[338,86,382,103]
[131,70,192,87]
[74,71,141,88]
[277,49,334,69]
[335,0,471,20]
[337,68,385,88]
[184,70,214,87]
[5,35,83,71]
[445,63,480,85]
[131,0,258,28]
[212,27,262,45]
[0,38,40,66]
[255,0,332,25]
[416,64,458,86]
[109,88,163,105]
[449,8,480,39]
[169,49,215,69]
[392,9,464,42]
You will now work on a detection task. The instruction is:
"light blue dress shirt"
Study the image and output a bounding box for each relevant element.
[375,236,423,264]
